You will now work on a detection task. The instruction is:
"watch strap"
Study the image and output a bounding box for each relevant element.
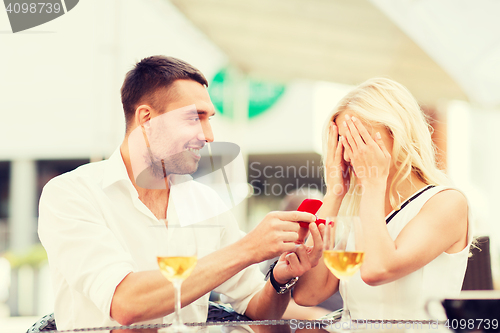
[266,260,299,294]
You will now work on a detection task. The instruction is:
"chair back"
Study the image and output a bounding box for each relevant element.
[462,236,494,290]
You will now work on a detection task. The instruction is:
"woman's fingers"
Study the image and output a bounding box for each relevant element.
[375,132,391,158]
[326,122,338,165]
[334,134,344,164]
[330,122,346,171]
[329,122,338,147]
[342,118,357,152]
[351,116,375,146]
[345,115,365,148]
[341,132,354,158]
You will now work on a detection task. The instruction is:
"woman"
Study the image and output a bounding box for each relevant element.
[293,78,472,320]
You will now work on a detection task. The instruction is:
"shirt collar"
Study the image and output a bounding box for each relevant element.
[102,147,195,190]
[102,147,131,189]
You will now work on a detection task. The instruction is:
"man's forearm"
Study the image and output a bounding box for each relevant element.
[244,280,290,320]
[110,211,317,325]
[111,240,254,325]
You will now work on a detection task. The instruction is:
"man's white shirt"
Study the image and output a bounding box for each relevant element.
[38,148,265,330]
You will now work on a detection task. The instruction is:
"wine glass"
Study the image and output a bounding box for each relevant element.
[155,222,198,332]
[323,216,364,324]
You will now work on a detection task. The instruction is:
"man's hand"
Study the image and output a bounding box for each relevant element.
[272,222,324,284]
[241,211,316,264]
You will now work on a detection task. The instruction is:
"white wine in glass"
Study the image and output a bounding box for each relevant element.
[323,251,364,279]
[157,256,198,282]
[154,222,197,332]
[323,216,364,324]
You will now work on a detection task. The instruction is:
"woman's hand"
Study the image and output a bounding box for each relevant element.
[341,114,391,188]
[325,122,350,198]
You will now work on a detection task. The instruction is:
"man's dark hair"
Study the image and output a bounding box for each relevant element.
[121,55,208,130]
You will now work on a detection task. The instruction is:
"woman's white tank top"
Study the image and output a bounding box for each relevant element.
[345,185,473,320]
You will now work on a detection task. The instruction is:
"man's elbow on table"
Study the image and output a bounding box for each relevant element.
[110,273,143,326]
[111,293,138,326]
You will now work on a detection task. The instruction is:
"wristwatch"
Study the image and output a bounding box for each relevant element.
[266,260,299,294]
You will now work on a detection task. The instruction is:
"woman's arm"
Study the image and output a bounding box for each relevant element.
[359,186,468,286]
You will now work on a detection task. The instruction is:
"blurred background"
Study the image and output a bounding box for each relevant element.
[1,0,499,329]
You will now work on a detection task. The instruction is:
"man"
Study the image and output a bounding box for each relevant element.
[38,56,323,329]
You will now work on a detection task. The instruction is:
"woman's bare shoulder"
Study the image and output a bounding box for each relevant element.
[419,188,468,232]
[425,188,468,210]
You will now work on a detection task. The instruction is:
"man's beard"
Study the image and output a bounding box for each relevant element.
[144,149,198,179]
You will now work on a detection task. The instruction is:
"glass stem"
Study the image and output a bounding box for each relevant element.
[341,279,351,322]
[173,280,183,327]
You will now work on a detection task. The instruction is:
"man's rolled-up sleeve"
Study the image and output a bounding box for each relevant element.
[38,177,135,318]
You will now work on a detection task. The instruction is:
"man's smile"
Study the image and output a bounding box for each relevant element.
[185,145,203,159]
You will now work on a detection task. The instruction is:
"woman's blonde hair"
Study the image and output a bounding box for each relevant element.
[322,78,450,216]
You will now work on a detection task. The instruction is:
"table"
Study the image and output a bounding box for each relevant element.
[46,319,452,333]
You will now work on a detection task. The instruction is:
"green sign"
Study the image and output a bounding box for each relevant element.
[209,68,286,119]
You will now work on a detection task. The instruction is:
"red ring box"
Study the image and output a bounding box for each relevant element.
[297,199,326,228]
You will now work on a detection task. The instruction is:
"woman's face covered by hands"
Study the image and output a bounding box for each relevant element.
[333,111,393,186]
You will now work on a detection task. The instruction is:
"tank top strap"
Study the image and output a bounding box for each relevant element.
[386,185,436,224]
